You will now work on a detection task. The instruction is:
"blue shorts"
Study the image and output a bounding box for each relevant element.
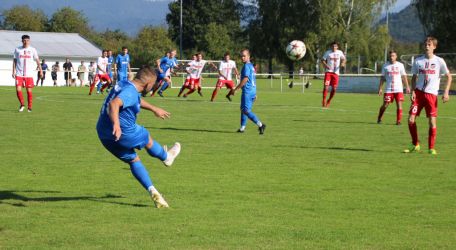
[156,70,166,82]
[117,72,128,81]
[241,92,256,112]
[99,126,150,163]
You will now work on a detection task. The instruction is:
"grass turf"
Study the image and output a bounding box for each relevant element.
[1,80,455,249]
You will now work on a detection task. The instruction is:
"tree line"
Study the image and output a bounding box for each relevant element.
[2,1,452,73]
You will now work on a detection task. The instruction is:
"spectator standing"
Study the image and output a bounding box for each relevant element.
[63,58,74,87]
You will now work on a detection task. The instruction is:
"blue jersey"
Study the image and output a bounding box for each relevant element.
[241,62,256,94]
[116,54,130,74]
[159,56,175,73]
[96,80,141,140]
[41,63,48,71]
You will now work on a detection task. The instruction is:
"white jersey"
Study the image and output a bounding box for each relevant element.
[411,55,449,96]
[13,46,39,78]
[97,56,108,74]
[322,49,345,75]
[190,59,206,79]
[218,60,237,80]
[382,61,407,93]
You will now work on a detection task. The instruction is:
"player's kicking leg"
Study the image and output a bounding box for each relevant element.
[211,86,221,101]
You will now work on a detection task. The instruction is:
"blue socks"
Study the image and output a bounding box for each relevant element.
[160,82,169,92]
[129,161,153,190]
[146,140,167,161]
[241,110,259,127]
[96,82,102,92]
[241,113,248,127]
[246,111,259,124]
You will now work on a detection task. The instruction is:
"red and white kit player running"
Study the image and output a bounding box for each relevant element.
[211,52,239,102]
[12,34,43,112]
[321,41,346,107]
[377,50,410,125]
[177,54,197,97]
[182,53,216,98]
[89,50,112,95]
[404,37,452,155]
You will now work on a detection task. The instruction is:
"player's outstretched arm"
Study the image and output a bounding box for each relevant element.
[442,72,452,103]
[108,97,123,141]
[140,99,170,119]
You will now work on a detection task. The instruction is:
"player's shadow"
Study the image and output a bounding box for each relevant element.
[292,119,394,125]
[274,145,374,152]
[146,126,234,134]
[0,190,148,208]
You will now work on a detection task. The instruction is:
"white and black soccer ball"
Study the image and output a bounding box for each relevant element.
[286,40,306,61]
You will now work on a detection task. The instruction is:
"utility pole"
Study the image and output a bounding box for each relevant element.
[179,0,183,59]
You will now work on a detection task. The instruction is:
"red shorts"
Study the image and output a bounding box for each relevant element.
[324,72,339,87]
[409,90,438,117]
[216,79,235,89]
[96,73,111,82]
[16,76,34,88]
[384,92,404,103]
[193,78,201,88]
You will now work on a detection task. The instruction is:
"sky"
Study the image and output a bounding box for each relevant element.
[0,0,413,35]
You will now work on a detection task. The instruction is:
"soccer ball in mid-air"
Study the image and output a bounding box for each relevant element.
[286,40,306,61]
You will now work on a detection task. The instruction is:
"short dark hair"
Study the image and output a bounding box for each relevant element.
[331,41,339,47]
[389,50,397,55]
[224,52,230,57]
[21,35,30,40]
[122,46,128,50]
[102,50,107,53]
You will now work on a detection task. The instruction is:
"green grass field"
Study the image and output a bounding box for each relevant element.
[1,79,456,249]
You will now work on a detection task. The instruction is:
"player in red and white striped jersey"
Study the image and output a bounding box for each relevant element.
[89,50,112,95]
[182,53,217,98]
[321,41,346,108]
[211,52,239,102]
[377,50,410,125]
[177,54,197,97]
[404,37,452,155]
[12,34,43,112]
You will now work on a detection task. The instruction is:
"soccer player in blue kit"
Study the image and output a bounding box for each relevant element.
[114,46,131,82]
[96,66,181,208]
[227,49,266,134]
[150,49,178,97]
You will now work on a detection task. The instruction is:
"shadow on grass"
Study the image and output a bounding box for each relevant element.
[145,126,234,134]
[292,119,388,125]
[0,190,149,208]
[274,145,374,152]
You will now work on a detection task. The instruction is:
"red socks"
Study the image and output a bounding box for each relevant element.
[16,90,24,106]
[397,109,402,123]
[408,122,418,146]
[27,90,33,109]
[428,127,437,150]
[211,89,218,101]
